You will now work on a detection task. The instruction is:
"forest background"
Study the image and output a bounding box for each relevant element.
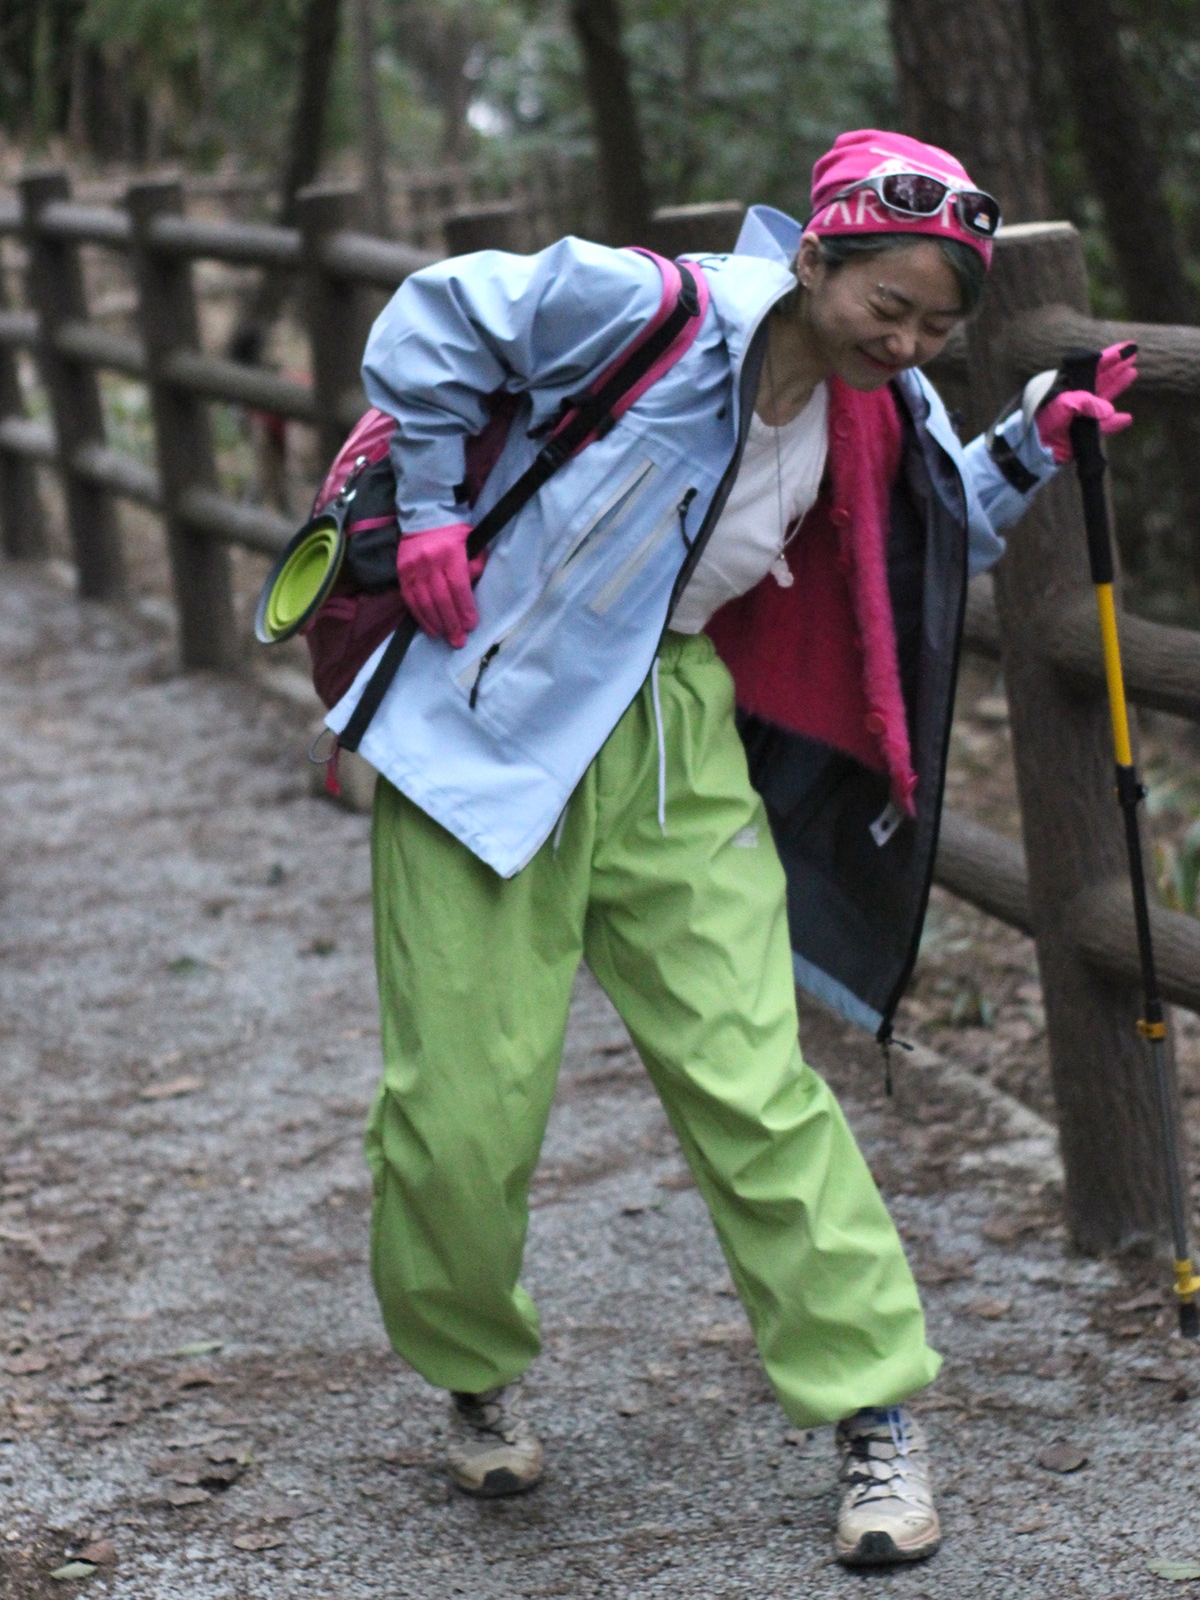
[0,0,1198,620]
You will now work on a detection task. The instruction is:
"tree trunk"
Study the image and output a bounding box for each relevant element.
[1043,0,1200,596]
[229,0,343,366]
[353,0,390,236]
[889,0,1049,223]
[568,0,653,245]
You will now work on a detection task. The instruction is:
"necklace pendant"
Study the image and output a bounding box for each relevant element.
[771,555,794,588]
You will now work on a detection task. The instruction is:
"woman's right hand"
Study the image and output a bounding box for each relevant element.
[396,523,485,648]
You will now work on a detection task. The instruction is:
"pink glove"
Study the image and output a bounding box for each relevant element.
[1036,342,1138,464]
[396,523,487,649]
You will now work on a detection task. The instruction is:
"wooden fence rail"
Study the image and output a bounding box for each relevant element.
[0,175,1197,1255]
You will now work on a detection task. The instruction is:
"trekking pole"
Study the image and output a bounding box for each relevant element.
[1061,348,1200,1338]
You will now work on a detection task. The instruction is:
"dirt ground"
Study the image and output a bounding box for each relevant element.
[3,562,1200,1600]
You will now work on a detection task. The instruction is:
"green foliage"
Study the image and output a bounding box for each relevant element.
[477,0,895,215]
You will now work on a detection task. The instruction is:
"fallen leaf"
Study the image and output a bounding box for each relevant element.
[698,1322,753,1345]
[50,1562,96,1580]
[1116,1289,1165,1314]
[233,1531,286,1552]
[205,1444,251,1465]
[1148,1558,1200,1580]
[967,1296,1013,1320]
[164,1487,211,1507]
[1038,1443,1088,1474]
[1114,1322,1145,1339]
[1013,1516,1046,1535]
[140,1076,203,1102]
[77,1541,116,1566]
[982,1216,1035,1244]
[619,1201,648,1215]
[173,1340,223,1359]
[3,1351,50,1375]
[198,1461,245,1490]
[616,1399,644,1416]
[67,1367,112,1390]
[171,1367,218,1390]
[165,1431,225,1450]
[1138,1364,1182,1384]
[916,1259,974,1287]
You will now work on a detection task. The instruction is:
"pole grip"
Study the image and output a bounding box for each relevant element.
[1061,349,1115,586]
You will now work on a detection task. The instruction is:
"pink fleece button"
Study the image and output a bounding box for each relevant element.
[864,712,887,735]
[830,507,851,527]
[833,419,853,440]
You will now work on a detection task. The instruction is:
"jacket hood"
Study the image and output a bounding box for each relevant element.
[734,204,804,265]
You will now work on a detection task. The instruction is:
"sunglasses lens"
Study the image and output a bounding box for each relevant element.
[879,173,948,215]
[960,191,1001,236]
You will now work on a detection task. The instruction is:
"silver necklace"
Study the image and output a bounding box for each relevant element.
[766,338,798,589]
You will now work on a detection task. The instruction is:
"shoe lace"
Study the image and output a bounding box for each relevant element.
[454,1386,521,1443]
[842,1407,924,1509]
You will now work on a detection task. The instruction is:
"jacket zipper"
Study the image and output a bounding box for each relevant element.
[875,401,971,1043]
[664,314,774,623]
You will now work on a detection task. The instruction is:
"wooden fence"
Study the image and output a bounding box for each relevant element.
[0,174,1197,1256]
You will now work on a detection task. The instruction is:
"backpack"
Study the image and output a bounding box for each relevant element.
[296,250,707,758]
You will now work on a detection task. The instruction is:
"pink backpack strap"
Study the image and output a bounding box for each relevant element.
[546,249,711,458]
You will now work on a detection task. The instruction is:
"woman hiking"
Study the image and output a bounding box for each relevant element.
[329,128,1136,1566]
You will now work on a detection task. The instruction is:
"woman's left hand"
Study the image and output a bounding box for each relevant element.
[1036,342,1138,464]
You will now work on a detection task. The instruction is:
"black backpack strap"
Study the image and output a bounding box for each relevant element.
[338,262,703,753]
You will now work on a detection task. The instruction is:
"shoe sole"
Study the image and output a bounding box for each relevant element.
[836,1530,941,1567]
[450,1465,543,1499]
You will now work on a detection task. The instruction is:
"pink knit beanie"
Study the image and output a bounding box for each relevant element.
[808,129,995,267]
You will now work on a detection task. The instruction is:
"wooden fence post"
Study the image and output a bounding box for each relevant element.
[295,184,368,466]
[647,202,746,257]
[18,168,123,598]
[965,221,1186,1254]
[0,265,45,560]
[126,177,238,669]
[444,201,521,256]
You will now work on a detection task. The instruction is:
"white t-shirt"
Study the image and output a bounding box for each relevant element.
[671,381,829,634]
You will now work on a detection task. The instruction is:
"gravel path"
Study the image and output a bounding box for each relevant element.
[1,567,1198,1599]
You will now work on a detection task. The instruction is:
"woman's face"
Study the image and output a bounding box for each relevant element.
[797,235,966,390]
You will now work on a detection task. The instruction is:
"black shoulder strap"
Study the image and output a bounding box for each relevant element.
[338,262,702,753]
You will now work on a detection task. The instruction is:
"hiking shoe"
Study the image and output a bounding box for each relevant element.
[834,1405,940,1566]
[445,1384,544,1498]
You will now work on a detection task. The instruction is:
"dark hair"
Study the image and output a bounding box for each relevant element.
[809,231,986,314]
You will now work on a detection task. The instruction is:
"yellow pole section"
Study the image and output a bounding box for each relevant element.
[1094,583,1134,767]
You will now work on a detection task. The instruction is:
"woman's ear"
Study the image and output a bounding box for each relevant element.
[795,233,822,290]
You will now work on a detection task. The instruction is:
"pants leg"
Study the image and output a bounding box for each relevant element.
[583,632,940,1427]
[367,776,591,1394]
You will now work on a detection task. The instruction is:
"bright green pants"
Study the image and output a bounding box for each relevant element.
[366,631,940,1427]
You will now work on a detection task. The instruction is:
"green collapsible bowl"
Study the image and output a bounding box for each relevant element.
[254,513,346,644]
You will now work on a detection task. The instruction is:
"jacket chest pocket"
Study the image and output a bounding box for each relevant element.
[454,459,662,707]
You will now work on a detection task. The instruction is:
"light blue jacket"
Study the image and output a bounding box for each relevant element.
[328,206,1054,879]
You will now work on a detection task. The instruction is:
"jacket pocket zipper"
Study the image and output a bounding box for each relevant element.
[456,459,660,704]
[468,643,500,708]
[588,487,697,617]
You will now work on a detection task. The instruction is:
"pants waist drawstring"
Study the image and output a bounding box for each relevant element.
[651,657,667,836]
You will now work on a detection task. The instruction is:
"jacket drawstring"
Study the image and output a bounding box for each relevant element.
[552,801,570,855]
[651,657,667,836]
